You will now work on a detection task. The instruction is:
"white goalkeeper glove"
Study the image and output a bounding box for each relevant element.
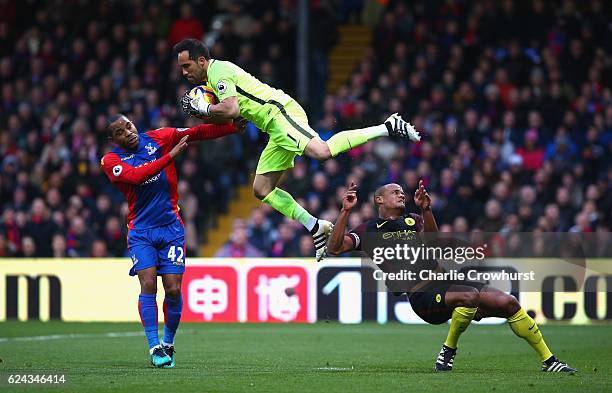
[181,90,211,118]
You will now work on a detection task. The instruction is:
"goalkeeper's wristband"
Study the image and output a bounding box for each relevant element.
[200,102,211,117]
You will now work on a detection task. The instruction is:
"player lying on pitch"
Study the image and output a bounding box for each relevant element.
[174,38,421,261]
[101,114,244,368]
[327,181,576,373]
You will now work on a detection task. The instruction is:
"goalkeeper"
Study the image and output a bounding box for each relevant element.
[174,38,421,261]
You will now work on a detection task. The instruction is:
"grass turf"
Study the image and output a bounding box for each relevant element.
[0,322,609,392]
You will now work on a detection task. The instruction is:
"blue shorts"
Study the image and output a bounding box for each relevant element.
[127,220,186,276]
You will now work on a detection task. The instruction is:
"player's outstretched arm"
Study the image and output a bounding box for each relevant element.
[414,180,438,232]
[209,96,240,120]
[174,122,238,142]
[101,136,189,185]
[328,182,359,255]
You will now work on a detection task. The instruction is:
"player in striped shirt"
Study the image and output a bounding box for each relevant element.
[101,114,242,368]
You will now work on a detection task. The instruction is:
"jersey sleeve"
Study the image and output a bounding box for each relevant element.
[101,152,172,185]
[409,213,424,232]
[148,124,237,150]
[146,127,175,152]
[348,222,368,251]
[208,61,238,102]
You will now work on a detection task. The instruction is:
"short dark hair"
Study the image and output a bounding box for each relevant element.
[374,185,386,207]
[106,113,127,138]
[173,38,211,60]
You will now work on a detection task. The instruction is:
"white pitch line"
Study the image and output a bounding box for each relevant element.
[0,331,144,343]
[315,366,354,371]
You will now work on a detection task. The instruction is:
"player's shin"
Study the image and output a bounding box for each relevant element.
[444,307,478,349]
[326,125,388,157]
[507,308,553,361]
[262,188,317,231]
[162,294,183,345]
[138,293,160,350]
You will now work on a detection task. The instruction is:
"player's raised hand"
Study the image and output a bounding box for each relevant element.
[169,135,189,158]
[414,179,431,210]
[342,182,358,211]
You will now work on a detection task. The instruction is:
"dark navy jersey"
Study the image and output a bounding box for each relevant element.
[348,213,439,293]
[348,213,424,250]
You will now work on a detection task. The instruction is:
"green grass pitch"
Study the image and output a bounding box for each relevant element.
[0,322,610,392]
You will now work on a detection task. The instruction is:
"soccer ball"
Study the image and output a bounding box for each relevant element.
[188,85,218,105]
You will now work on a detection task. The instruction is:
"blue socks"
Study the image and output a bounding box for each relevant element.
[138,293,183,349]
[138,294,159,349]
[162,295,183,345]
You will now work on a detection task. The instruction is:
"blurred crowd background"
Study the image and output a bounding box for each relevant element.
[0,0,610,259]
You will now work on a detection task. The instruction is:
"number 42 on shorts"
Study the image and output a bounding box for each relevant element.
[167,246,185,265]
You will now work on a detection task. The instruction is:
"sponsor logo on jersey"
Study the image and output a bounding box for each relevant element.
[121,154,135,161]
[112,165,123,176]
[382,229,416,240]
[177,128,189,132]
[376,221,388,229]
[141,173,161,185]
[145,143,158,155]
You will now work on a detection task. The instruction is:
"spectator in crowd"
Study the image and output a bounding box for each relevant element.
[21,236,36,258]
[51,234,67,258]
[168,4,204,46]
[297,235,315,258]
[215,226,263,258]
[91,239,109,258]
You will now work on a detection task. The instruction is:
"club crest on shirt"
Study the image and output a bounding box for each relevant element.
[145,143,158,155]
[405,217,416,226]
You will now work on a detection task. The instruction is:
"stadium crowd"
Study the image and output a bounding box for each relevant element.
[0,0,610,259]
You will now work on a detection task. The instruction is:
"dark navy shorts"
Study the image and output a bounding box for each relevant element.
[127,220,186,276]
[408,280,485,324]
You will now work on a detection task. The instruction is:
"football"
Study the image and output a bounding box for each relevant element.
[188,85,218,105]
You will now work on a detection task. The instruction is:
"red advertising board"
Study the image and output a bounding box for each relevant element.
[246,266,309,323]
[182,266,239,322]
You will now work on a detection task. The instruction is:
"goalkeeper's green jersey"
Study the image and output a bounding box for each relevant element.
[205,59,293,131]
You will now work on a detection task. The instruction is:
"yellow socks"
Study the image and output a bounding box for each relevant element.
[507,308,553,361]
[444,307,477,349]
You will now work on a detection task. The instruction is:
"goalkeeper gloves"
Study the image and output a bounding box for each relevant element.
[180,91,211,118]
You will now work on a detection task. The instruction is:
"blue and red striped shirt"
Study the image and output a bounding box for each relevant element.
[101,123,235,230]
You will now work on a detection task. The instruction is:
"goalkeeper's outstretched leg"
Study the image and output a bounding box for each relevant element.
[253,113,421,261]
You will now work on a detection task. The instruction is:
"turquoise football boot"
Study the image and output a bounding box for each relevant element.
[150,346,172,368]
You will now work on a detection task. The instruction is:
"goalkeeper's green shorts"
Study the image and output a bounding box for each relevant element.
[256,100,318,174]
